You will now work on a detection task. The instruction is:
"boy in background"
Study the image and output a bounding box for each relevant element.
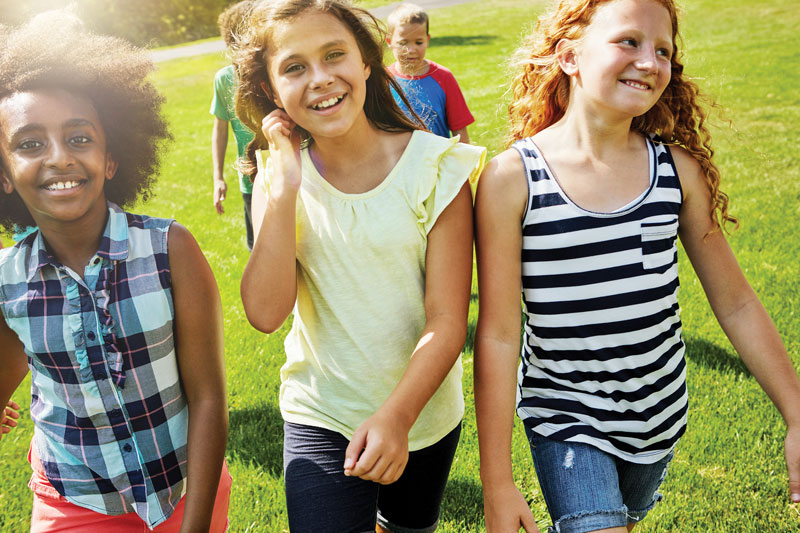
[210,1,255,250]
[386,3,474,143]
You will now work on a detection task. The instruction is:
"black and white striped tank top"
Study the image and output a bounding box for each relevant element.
[514,136,687,463]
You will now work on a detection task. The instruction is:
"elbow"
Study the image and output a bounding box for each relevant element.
[241,298,287,334]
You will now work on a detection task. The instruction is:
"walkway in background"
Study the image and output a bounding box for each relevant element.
[150,0,476,63]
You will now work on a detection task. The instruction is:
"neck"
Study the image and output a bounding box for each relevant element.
[36,206,108,277]
[548,100,638,159]
[309,112,380,172]
[396,60,430,77]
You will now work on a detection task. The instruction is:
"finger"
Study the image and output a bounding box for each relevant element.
[359,455,390,483]
[4,407,20,419]
[787,448,800,503]
[7,401,20,410]
[521,512,539,532]
[350,442,380,478]
[344,430,367,475]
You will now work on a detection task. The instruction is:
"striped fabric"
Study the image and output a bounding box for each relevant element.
[514,136,687,464]
[0,203,188,528]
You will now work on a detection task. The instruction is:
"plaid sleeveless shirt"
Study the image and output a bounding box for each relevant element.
[0,203,188,528]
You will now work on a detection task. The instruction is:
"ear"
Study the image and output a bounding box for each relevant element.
[363,62,371,81]
[556,38,579,76]
[104,153,118,181]
[0,166,13,195]
[260,80,282,109]
[385,35,392,45]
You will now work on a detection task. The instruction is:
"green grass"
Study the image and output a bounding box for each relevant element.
[2,0,800,530]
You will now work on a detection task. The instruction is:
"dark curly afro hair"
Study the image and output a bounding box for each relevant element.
[0,10,170,233]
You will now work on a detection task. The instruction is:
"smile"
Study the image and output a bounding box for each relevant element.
[621,80,651,90]
[42,180,85,191]
[312,95,344,110]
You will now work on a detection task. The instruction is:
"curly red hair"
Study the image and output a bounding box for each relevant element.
[507,0,736,232]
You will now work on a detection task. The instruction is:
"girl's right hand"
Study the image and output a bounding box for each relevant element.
[0,400,21,441]
[483,482,539,532]
[261,109,302,195]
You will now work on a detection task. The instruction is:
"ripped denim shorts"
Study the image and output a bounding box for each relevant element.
[525,427,674,533]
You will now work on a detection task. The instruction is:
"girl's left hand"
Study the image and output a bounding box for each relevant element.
[0,400,21,440]
[786,425,800,502]
[343,411,410,484]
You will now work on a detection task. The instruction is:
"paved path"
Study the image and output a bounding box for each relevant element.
[150,0,477,63]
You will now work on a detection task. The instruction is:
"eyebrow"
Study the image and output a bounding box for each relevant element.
[277,40,350,65]
[8,118,98,140]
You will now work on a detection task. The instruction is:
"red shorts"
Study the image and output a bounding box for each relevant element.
[28,444,232,532]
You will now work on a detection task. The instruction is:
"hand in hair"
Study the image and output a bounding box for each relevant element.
[261,109,301,195]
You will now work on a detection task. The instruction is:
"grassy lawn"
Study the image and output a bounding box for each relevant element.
[2,0,800,531]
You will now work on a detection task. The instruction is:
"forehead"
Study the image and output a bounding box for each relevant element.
[588,0,672,38]
[0,89,102,134]
[267,11,359,62]
[391,22,428,40]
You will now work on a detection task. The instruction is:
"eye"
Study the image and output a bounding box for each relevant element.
[326,50,344,61]
[18,139,43,150]
[657,47,673,60]
[69,135,92,145]
[620,37,638,47]
[284,63,304,74]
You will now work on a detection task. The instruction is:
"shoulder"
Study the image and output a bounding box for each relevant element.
[663,143,707,201]
[475,147,527,218]
[214,65,235,82]
[427,61,458,83]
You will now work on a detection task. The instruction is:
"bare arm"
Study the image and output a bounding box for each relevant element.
[452,127,470,145]
[240,110,301,333]
[344,182,473,484]
[211,117,229,215]
[675,148,800,502]
[0,315,28,442]
[474,150,539,532]
[168,223,228,532]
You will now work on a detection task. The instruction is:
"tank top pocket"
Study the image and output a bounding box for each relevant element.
[641,218,678,272]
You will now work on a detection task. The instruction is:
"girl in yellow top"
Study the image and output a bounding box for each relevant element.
[235,1,485,531]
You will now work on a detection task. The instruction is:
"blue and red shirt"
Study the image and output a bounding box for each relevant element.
[388,60,474,139]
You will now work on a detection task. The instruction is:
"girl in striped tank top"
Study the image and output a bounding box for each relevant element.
[474,0,800,531]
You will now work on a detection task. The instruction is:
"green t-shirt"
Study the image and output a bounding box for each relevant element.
[210,65,255,194]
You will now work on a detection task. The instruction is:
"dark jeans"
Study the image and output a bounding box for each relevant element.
[283,421,461,532]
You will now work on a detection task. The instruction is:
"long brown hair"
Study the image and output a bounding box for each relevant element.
[507,0,736,232]
[233,0,423,177]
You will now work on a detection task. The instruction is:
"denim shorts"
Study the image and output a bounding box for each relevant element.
[284,421,461,532]
[525,427,673,533]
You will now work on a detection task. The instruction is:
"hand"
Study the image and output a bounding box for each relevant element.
[786,424,800,503]
[261,109,301,195]
[213,179,227,214]
[344,412,410,485]
[0,400,21,441]
[483,482,539,532]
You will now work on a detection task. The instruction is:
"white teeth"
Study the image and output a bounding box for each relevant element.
[45,180,81,191]
[314,96,342,110]
[624,81,649,90]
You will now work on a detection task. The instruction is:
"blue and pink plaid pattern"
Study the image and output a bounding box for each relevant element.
[0,203,188,528]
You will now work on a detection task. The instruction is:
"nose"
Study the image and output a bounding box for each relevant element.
[44,139,76,169]
[308,63,334,90]
[635,46,659,74]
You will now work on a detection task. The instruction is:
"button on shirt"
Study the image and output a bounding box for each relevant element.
[0,203,188,528]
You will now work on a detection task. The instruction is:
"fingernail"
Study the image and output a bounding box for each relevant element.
[792,493,800,503]
[344,458,354,469]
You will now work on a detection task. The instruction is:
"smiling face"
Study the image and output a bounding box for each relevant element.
[264,11,372,141]
[0,88,117,230]
[565,0,674,120]
[387,22,431,76]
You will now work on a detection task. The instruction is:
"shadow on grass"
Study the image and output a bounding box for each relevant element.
[227,404,285,476]
[431,35,497,47]
[440,477,484,527]
[684,336,749,376]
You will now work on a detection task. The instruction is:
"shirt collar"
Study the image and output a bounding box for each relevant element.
[25,201,130,282]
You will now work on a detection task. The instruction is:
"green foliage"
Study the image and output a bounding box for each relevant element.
[2,0,800,531]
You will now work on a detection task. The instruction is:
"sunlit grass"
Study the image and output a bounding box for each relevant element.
[2,0,799,531]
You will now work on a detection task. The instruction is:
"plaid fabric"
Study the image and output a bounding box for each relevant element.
[0,203,188,529]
